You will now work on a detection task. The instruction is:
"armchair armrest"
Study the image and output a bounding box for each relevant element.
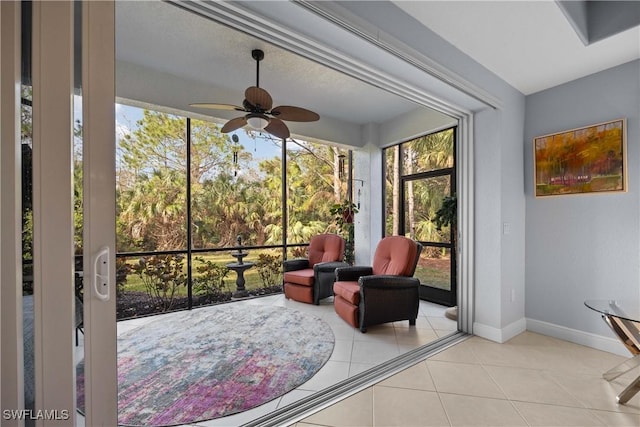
[335,266,373,282]
[283,258,310,272]
[359,275,420,290]
[314,261,349,274]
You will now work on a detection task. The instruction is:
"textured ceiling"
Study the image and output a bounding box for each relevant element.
[115,1,423,127]
[394,1,640,95]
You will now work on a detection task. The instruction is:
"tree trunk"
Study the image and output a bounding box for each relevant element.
[406,147,415,239]
[332,146,341,202]
[392,145,400,234]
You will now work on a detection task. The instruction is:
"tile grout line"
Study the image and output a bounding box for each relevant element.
[424,357,454,427]
[478,359,533,427]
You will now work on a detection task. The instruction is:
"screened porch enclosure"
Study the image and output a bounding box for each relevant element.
[384,127,457,307]
[110,103,353,318]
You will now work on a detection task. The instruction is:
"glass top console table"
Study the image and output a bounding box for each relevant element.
[584,300,640,404]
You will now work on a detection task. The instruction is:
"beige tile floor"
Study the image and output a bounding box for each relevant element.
[295,331,640,427]
[76,293,458,426]
[77,296,640,426]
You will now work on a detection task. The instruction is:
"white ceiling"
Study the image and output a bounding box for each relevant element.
[394,1,640,95]
[115,1,425,128]
[115,1,640,140]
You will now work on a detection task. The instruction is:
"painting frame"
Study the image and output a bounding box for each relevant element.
[533,118,627,197]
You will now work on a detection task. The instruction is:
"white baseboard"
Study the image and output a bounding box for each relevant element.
[526,318,627,357]
[473,317,526,343]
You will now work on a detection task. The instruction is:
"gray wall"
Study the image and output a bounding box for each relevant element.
[524,60,640,351]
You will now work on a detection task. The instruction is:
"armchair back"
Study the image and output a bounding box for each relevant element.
[372,236,421,276]
[308,234,345,267]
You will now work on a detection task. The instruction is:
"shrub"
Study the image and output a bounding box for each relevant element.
[255,252,283,288]
[192,257,230,298]
[131,254,186,311]
[115,258,132,298]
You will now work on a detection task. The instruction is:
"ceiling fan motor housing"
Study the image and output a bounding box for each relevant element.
[251,49,264,61]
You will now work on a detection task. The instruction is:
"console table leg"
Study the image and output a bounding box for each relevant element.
[617,375,640,404]
[603,354,640,381]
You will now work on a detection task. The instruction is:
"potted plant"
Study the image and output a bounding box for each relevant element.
[330,200,359,264]
[433,194,457,235]
[331,199,357,223]
[433,193,458,320]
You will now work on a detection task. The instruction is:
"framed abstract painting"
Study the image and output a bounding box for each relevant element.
[534,118,627,197]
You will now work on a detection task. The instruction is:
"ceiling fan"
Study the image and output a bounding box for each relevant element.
[191,49,320,139]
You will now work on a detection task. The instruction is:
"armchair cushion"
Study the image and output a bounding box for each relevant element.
[333,280,360,305]
[372,236,420,276]
[283,268,314,286]
[308,234,346,266]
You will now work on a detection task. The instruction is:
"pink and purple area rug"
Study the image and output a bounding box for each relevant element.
[77,303,334,426]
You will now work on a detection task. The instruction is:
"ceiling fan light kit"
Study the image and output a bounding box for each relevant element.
[190,49,319,140]
[247,114,269,130]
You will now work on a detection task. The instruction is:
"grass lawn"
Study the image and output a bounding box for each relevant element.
[119,251,453,297]
[415,256,451,291]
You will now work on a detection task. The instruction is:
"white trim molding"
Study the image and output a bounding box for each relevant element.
[473,317,527,343]
[527,318,627,357]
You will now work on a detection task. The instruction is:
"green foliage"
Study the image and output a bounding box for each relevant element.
[115,107,349,254]
[330,200,359,225]
[110,106,352,307]
[22,208,33,263]
[118,169,187,251]
[330,200,359,264]
[131,254,187,311]
[115,258,132,298]
[192,256,230,298]
[116,111,243,251]
[21,86,33,146]
[73,157,83,252]
[432,194,457,259]
[254,252,283,287]
[384,129,455,241]
[433,194,457,231]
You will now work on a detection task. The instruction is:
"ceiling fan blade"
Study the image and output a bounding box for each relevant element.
[264,118,290,139]
[190,103,245,112]
[270,105,319,122]
[245,86,273,111]
[221,116,248,133]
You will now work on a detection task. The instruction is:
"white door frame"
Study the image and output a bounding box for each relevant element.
[14,2,117,426]
[1,1,25,423]
[81,1,117,425]
[31,2,76,424]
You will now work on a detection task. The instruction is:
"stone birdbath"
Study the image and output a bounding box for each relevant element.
[226,235,254,298]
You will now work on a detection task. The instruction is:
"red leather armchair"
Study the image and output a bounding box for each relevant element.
[333,236,423,332]
[283,234,347,305]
